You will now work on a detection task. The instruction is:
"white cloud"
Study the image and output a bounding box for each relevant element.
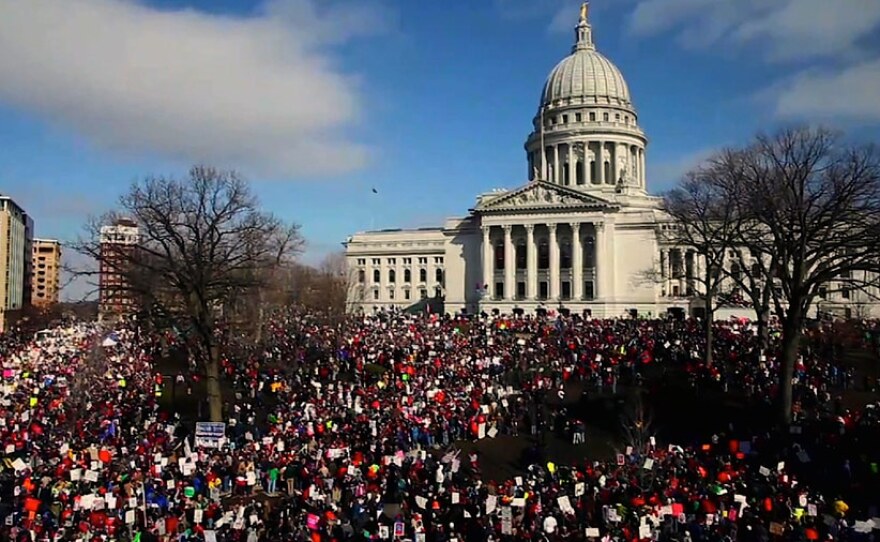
[651,147,719,188]
[547,0,586,35]
[628,0,880,63]
[770,59,880,123]
[0,0,389,178]
[493,0,585,35]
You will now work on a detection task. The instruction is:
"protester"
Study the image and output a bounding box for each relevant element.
[1,312,878,541]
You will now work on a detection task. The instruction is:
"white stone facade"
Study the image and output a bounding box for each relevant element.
[343,9,880,319]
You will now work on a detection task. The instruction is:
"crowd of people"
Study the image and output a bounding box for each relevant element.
[0,311,878,542]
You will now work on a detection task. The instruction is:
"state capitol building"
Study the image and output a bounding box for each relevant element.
[343,6,868,319]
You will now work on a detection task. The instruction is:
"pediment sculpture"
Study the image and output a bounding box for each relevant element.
[513,185,577,206]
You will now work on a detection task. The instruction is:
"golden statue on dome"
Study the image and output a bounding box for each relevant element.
[579,1,589,23]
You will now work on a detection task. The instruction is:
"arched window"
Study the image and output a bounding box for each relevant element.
[538,242,550,270]
[389,269,396,283]
[560,242,572,269]
[515,243,527,269]
[584,237,595,267]
[358,269,365,283]
[373,269,380,283]
[419,268,427,283]
[435,268,444,285]
[495,243,505,269]
[404,269,412,283]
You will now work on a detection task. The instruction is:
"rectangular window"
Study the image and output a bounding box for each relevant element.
[561,281,571,300]
[495,282,504,300]
[373,290,379,300]
[575,113,582,122]
[539,281,549,300]
[589,112,596,121]
[562,115,568,124]
[517,282,526,300]
[819,287,827,299]
[584,281,594,300]
[420,289,427,299]
[841,288,850,299]
[388,258,396,265]
[404,290,411,300]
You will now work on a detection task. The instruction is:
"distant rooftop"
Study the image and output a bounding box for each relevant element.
[361,226,443,234]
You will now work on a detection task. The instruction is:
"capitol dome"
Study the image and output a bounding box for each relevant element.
[524,3,647,193]
[540,7,633,111]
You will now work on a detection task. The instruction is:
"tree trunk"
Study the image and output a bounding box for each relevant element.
[757,309,770,351]
[778,319,801,425]
[705,308,714,367]
[206,344,223,422]
[254,300,264,344]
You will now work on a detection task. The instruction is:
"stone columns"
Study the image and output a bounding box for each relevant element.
[567,144,574,186]
[640,149,646,188]
[597,141,605,186]
[553,145,560,184]
[526,225,537,300]
[610,143,617,185]
[503,225,514,300]
[549,223,560,300]
[482,226,493,298]
[662,249,670,296]
[681,250,690,294]
[630,146,637,185]
[542,147,548,181]
[594,222,604,299]
[605,221,616,298]
[571,222,583,300]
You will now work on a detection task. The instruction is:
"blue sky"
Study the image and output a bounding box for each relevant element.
[1,0,879,299]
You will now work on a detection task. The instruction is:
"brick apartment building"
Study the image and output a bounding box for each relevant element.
[98,218,140,320]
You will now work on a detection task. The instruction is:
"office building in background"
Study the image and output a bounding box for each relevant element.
[0,196,33,331]
[31,239,62,307]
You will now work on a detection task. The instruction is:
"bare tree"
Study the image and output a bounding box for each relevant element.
[665,150,774,349]
[316,251,353,316]
[662,168,747,366]
[686,128,880,423]
[74,166,303,421]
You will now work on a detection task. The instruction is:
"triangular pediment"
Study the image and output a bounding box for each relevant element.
[474,181,615,213]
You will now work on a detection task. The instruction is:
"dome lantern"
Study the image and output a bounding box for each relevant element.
[574,2,595,53]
